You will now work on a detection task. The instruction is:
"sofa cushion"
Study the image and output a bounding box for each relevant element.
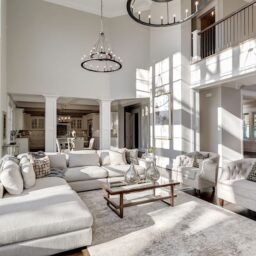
[0,160,24,195]
[1,177,93,246]
[20,157,36,189]
[125,149,139,165]
[45,153,67,170]
[33,156,51,178]
[69,153,100,168]
[181,167,200,180]
[109,149,127,165]
[65,166,108,182]
[103,165,145,178]
[219,179,256,200]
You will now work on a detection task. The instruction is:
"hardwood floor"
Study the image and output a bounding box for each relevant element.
[62,187,256,256]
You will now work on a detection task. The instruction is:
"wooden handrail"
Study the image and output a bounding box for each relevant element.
[199,0,256,35]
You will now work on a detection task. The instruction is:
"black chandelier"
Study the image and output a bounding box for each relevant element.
[127,0,201,27]
[81,0,122,73]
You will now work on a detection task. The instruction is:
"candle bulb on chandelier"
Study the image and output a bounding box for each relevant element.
[148,15,151,23]
[185,9,188,18]
[138,11,141,20]
[160,16,163,25]
[173,14,176,23]
[195,1,199,12]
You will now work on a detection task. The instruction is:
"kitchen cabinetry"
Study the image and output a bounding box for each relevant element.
[31,117,45,130]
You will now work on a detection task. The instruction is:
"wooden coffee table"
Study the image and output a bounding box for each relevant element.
[101,180,180,218]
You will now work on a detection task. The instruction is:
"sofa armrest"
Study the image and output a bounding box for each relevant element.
[200,155,219,184]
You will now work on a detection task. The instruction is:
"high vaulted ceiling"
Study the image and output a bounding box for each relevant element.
[44,0,128,18]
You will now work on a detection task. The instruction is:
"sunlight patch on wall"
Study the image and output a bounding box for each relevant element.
[136,68,151,98]
[220,107,243,140]
[219,48,233,79]
[239,39,256,73]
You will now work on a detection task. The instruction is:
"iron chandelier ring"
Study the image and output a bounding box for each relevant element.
[126,0,201,27]
[81,58,122,73]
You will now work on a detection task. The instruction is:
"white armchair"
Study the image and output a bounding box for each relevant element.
[172,151,220,194]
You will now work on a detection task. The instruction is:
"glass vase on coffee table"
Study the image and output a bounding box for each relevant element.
[124,163,141,184]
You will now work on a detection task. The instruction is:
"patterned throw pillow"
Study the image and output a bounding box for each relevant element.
[33,156,50,179]
[125,149,139,165]
[186,152,208,168]
[247,162,256,182]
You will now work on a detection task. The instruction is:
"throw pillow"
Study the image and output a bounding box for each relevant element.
[109,150,127,165]
[125,149,139,165]
[247,162,256,182]
[33,156,51,179]
[110,147,127,164]
[186,152,208,168]
[20,156,36,189]
[0,159,24,195]
[68,153,100,168]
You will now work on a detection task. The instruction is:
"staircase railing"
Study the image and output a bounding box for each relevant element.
[192,0,256,61]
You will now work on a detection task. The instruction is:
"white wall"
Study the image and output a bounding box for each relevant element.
[7,0,111,99]
[7,0,150,101]
[109,15,150,100]
[200,87,220,153]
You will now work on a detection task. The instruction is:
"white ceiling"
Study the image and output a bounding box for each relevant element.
[44,0,128,18]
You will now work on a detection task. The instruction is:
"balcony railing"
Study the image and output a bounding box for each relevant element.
[192,0,256,61]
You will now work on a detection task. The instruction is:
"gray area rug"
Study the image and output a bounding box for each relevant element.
[79,190,256,256]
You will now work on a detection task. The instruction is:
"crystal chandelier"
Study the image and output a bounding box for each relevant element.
[127,0,202,27]
[58,116,71,123]
[81,0,122,72]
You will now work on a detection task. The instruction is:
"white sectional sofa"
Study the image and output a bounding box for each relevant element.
[0,149,148,256]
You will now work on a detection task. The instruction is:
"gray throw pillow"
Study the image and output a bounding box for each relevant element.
[247,162,256,182]
[126,149,139,165]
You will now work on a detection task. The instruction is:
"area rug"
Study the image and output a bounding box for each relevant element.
[79,190,256,256]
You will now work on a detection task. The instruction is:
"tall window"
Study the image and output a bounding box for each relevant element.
[243,113,250,139]
[154,58,172,141]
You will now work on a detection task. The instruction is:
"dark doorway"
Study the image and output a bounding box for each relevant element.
[124,104,141,149]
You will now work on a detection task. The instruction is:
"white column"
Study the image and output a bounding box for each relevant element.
[192,30,201,62]
[45,95,58,152]
[99,100,112,150]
